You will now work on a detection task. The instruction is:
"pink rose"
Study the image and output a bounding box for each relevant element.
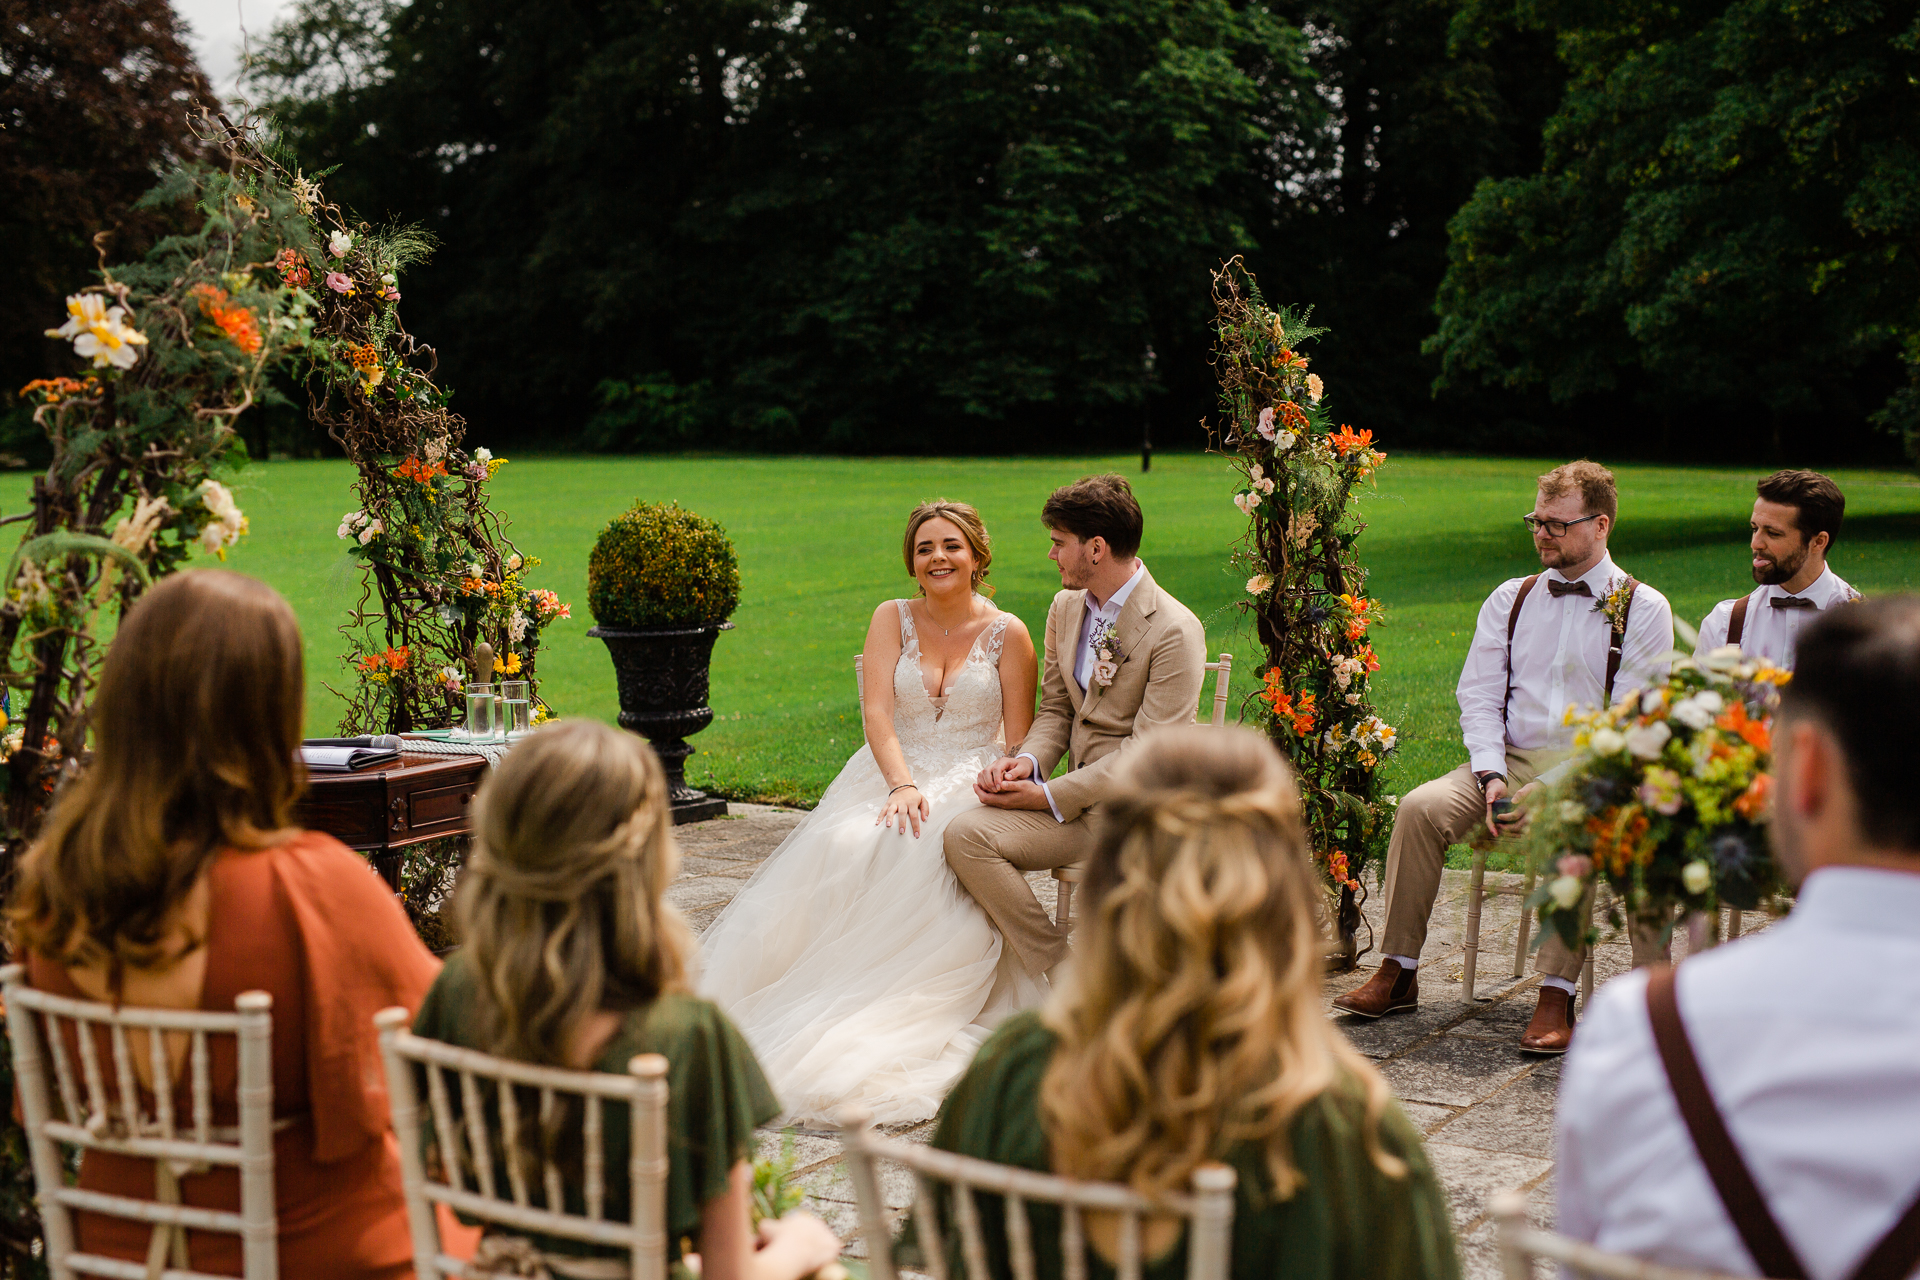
[325,272,355,294]
[1556,854,1592,879]
[1093,659,1119,687]
[1257,405,1276,440]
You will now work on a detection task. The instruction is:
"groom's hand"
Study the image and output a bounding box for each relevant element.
[976,755,1033,793]
[974,779,1051,811]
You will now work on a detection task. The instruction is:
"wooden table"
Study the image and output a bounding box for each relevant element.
[296,752,489,890]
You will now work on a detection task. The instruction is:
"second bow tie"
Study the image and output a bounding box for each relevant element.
[1770,595,1817,610]
[1547,580,1593,598]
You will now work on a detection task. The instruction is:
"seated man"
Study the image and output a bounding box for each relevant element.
[1333,460,1674,1052]
[1697,469,1859,669]
[1557,598,1920,1277]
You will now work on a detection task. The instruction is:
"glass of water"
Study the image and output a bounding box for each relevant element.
[465,683,496,740]
[500,680,532,740]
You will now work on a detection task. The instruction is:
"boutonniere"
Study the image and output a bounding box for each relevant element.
[1088,618,1122,687]
[1592,577,1635,631]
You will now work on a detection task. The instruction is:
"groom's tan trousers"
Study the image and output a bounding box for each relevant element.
[1381,747,1670,982]
[943,807,1091,978]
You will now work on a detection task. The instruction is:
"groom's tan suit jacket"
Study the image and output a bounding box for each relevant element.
[1015,566,1207,822]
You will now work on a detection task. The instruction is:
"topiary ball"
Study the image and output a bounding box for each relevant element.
[587,501,741,628]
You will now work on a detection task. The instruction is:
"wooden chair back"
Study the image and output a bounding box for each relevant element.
[1491,1190,1753,1280]
[838,1109,1236,1280]
[375,1007,670,1280]
[1,961,279,1280]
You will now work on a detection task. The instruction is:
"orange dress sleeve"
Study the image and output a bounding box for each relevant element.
[271,831,442,1163]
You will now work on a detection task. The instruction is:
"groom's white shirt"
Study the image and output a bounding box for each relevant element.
[1018,561,1147,823]
[1695,566,1856,670]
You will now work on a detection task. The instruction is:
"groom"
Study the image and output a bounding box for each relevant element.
[944,474,1207,978]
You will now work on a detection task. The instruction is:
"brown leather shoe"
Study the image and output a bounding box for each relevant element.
[1332,959,1419,1018]
[1519,986,1577,1055]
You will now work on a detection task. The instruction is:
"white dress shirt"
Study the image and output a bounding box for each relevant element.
[1695,566,1857,669]
[1456,554,1675,777]
[1557,867,1920,1278]
[1019,562,1147,823]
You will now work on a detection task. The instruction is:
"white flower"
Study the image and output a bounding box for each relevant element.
[1694,690,1724,715]
[1670,697,1715,731]
[466,562,484,577]
[1345,692,1361,704]
[508,610,530,643]
[1234,492,1259,516]
[1245,573,1273,595]
[358,518,383,545]
[1559,801,1586,824]
[1703,645,1747,673]
[1625,721,1672,759]
[506,553,522,571]
[1589,727,1629,757]
[47,294,148,370]
[1254,475,1275,495]
[1305,373,1324,403]
[337,511,366,540]
[197,479,240,523]
[381,272,397,285]
[12,561,52,609]
[198,522,228,554]
[1681,861,1712,895]
[1275,430,1297,451]
[1641,689,1664,715]
[474,448,493,462]
[1549,875,1585,910]
[329,230,353,257]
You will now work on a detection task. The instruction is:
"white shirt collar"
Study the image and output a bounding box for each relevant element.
[1089,561,1147,617]
[1762,565,1843,606]
[1545,553,1619,591]
[1791,865,1920,938]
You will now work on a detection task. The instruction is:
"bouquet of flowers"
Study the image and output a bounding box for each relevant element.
[1525,647,1791,950]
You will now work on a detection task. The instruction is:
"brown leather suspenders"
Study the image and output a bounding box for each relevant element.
[1645,967,1920,1280]
[1727,595,1751,650]
[1502,573,1637,720]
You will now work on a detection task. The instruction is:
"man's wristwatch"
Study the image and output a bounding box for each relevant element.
[1474,771,1506,795]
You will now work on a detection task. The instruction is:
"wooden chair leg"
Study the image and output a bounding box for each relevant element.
[1512,868,1536,978]
[1728,908,1743,939]
[1463,845,1488,1003]
[1578,891,1597,1014]
[1055,879,1074,929]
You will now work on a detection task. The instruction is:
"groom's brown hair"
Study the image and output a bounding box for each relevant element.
[1043,474,1143,559]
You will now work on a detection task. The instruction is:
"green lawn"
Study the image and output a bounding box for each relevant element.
[8,454,1915,808]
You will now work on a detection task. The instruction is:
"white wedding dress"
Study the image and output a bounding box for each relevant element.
[698,599,1045,1124]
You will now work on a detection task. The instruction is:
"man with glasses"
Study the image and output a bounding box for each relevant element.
[1695,470,1858,669]
[1335,460,1675,1052]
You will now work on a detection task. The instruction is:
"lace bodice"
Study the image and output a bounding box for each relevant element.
[891,598,1008,769]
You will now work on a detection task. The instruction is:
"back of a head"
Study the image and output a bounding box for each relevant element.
[1041,726,1401,1199]
[1783,596,1920,852]
[458,720,692,1064]
[11,570,304,969]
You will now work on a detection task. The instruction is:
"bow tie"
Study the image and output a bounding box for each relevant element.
[1547,580,1592,598]
[1770,595,1817,611]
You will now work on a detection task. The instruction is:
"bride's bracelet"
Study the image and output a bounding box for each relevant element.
[887,782,919,797]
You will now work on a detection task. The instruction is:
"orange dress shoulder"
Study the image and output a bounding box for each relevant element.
[27,830,441,1279]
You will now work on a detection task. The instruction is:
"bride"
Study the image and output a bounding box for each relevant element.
[699,501,1041,1124]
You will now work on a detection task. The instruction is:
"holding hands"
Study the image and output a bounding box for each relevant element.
[974,755,1051,811]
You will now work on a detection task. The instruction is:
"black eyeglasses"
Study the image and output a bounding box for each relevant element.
[1522,513,1602,537]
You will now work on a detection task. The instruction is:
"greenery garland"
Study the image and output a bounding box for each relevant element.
[1207,258,1396,960]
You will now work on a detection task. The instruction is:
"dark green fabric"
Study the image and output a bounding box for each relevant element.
[412,952,780,1259]
[920,1010,1460,1280]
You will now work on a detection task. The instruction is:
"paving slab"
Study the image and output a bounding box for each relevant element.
[670,805,1770,1280]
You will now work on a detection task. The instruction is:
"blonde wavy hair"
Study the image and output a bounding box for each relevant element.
[456,720,694,1066]
[902,500,994,596]
[1040,726,1405,1201]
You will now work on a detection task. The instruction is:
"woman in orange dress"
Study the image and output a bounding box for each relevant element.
[11,569,440,1278]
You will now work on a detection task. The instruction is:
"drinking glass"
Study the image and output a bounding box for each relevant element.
[465,683,496,740]
[500,680,532,740]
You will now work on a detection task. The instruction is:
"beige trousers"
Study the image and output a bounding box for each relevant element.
[943,805,1093,978]
[1377,749,1667,982]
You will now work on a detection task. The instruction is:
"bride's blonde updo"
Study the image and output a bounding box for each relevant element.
[1040,725,1406,1201]
[903,500,994,596]
[456,720,694,1066]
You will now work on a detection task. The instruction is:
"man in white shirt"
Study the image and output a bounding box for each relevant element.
[1334,460,1674,1052]
[1696,469,1859,669]
[1557,598,1920,1278]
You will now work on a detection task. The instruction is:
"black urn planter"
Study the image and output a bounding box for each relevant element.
[588,622,734,824]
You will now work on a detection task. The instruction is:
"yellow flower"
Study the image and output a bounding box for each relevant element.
[46,294,147,370]
[494,652,523,675]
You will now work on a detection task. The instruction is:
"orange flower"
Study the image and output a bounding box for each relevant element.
[1717,702,1771,752]
[1338,594,1376,641]
[1329,425,1374,457]
[1356,645,1380,673]
[1733,773,1773,821]
[19,376,95,403]
[274,248,311,288]
[1585,805,1654,877]
[1277,402,1310,431]
[356,645,410,673]
[1261,668,1294,719]
[394,456,449,484]
[1292,691,1317,735]
[347,342,381,371]
[190,284,263,355]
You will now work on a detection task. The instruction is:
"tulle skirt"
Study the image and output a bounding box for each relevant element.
[697,740,1045,1124]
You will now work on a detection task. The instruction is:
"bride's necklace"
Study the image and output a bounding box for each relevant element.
[923,596,973,637]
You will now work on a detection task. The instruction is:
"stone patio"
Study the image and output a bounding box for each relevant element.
[675,803,1766,1277]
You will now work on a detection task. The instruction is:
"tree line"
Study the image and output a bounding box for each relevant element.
[6,0,1915,462]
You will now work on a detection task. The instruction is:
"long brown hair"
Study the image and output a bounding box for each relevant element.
[1039,726,1404,1200]
[456,720,693,1066]
[11,570,306,970]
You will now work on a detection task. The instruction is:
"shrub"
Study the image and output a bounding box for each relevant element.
[588,501,741,628]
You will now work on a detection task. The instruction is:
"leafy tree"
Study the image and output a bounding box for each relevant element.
[1426,0,1920,461]
[0,0,213,453]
